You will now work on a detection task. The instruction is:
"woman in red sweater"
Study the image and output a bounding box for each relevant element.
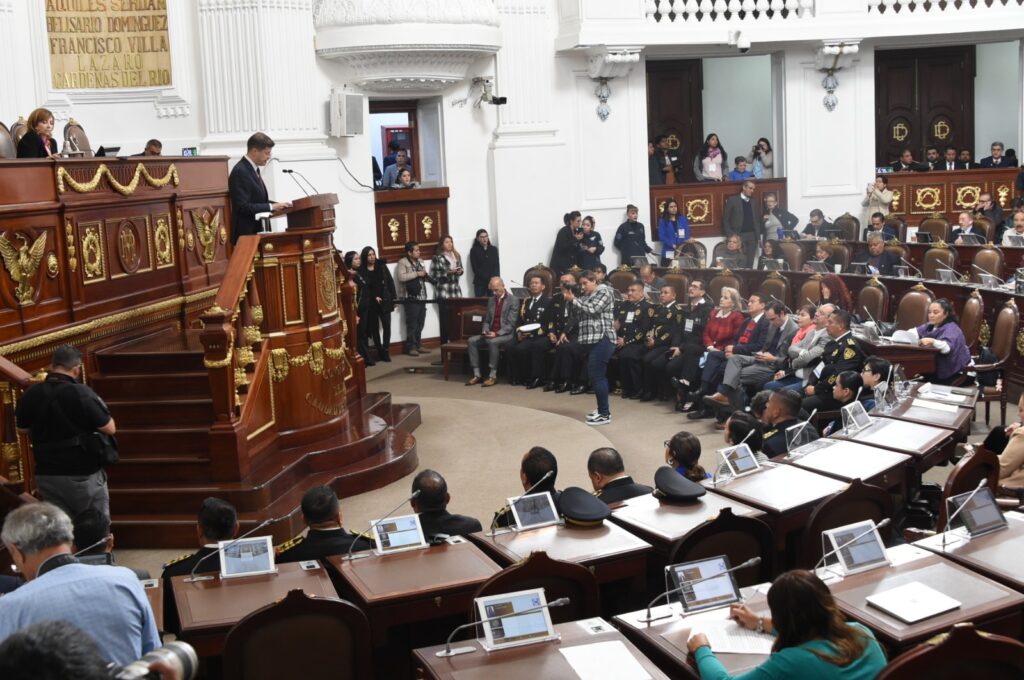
[683,286,746,410]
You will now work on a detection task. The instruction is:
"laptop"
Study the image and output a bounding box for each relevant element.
[507,491,559,531]
[823,520,890,576]
[719,443,761,479]
[664,555,742,613]
[948,486,1008,538]
[476,588,559,652]
[866,582,961,624]
[370,513,429,555]
[218,536,277,579]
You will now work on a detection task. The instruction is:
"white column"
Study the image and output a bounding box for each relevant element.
[198,0,330,159]
[0,0,32,125]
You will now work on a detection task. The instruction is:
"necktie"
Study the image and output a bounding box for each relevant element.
[256,167,267,194]
[948,162,953,170]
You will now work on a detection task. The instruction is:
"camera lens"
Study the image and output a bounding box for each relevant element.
[139,642,198,680]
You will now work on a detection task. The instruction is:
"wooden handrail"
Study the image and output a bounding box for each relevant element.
[0,356,33,390]
[212,235,261,314]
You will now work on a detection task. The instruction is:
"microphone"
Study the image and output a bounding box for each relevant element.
[972,264,1005,284]
[288,168,319,194]
[281,169,309,197]
[435,597,570,657]
[806,297,818,309]
[813,518,891,571]
[935,261,960,279]
[638,557,761,623]
[862,305,879,327]
[941,478,988,549]
[768,294,793,315]
[185,515,282,583]
[72,535,110,557]
[899,257,923,277]
[346,489,421,561]
[488,470,554,536]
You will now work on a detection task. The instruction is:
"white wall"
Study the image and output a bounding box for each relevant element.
[975,40,1022,159]
[701,55,774,171]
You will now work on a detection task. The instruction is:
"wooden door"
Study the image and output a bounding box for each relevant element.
[647,60,703,183]
[875,47,974,167]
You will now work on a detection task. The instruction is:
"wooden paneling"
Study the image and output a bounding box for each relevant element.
[649,178,788,240]
[373,187,450,260]
[884,167,1019,224]
[646,59,704,183]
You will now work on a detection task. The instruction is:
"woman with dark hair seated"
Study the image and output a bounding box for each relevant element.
[917,299,971,385]
[757,239,784,269]
[688,570,886,679]
[713,411,767,478]
[822,371,875,436]
[665,431,709,482]
[819,274,852,313]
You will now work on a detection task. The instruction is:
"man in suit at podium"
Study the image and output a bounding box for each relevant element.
[229,132,292,244]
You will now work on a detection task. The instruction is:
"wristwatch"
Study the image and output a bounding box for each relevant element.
[756,617,766,635]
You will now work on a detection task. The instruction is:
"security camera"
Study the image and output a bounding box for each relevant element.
[489,95,507,106]
[737,36,751,53]
[478,79,508,106]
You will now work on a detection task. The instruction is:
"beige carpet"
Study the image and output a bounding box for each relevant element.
[119,351,979,576]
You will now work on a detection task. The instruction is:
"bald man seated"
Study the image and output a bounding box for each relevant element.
[466,277,520,387]
[588,447,652,505]
[411,469,483,540]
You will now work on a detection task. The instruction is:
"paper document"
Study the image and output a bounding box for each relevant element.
[917,384,967,403]
[693,620,774,654]
[890,329,919,345]
[910,398,960,414]
[559,641,651,680]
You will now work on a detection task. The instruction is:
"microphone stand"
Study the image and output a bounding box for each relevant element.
[346,489,421,561]
[281,169,310,197]
[487,470,554,536]
[972,264,1005,285]
[638,557,761,623]
[813,518,891,575]
[435,597,570,657]
[185,516,279,583]
[941,478,988,550]
[899,257,923,278]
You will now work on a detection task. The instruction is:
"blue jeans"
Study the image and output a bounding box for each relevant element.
[587,338,616,416]
[763,375,802,392]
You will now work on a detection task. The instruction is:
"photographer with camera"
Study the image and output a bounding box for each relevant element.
[396,241,434,356]
[562,270,616,426]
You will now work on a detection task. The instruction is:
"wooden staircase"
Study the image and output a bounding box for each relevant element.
[95,329,420,548]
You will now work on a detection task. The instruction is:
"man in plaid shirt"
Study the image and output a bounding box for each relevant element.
[563,271,616,425]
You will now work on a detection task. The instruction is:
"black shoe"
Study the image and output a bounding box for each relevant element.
[543,381,556,392]
[555,382,569,393]
[687,407,710,420]
[380,353,391,363]
[639,392,655,402]
[526,378,543,389]
[364,359,376,367]
[626,391,643,400]
[570,385,586,395]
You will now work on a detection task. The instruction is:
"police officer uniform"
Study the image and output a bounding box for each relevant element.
[547,292,587,392]
[417,509,483,541]
[506,293,552,387]
[664,295,713,388]
[595,476,654,505]
[161,546,220,635]
[613,297,653,397]
[493,484,561,529]
[638,300,683,400]
[802,331,865,413]
[275,527,373,563]
[762,417,807,457]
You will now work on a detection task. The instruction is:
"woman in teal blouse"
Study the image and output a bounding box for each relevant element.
[688,570,886,680]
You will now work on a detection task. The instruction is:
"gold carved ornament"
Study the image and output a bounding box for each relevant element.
[176,208,186,250]
[81,227,104,280]
[56,163,180,196]
[268,341,348,383]
[657,200,666,214]
[933,120,951,140]
[997,185,1010,209]
[686,199,710,223]
[387,218,401,242]
[237,345,255,367]
[0,232,47,306]
[251,305,264,325]
[914,187,942,212]
[666,133,681,150]
[1017,329,1024,356]
[955,186,981,210]
[319,263,338,312]
[243,325,262,345]
[421,216,433,239]
[202,344,233,369]
[2,441,22,484]
[890,189,901,212]
[117,224,139,272]
[154,218,173,266]
[979,320,991,346]
[891,122,909,142]
[46,253,58,278]
[191,209,221,263]
[64,220,77,273]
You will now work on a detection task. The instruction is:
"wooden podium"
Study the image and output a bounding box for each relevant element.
[0,161,419,547]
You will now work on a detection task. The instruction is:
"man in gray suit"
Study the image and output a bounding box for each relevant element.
[466,277,520,387]
[705,300,799,415]
[722,180,761,268]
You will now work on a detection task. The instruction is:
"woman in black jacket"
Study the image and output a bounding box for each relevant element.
[345,250,373,365]
[16,108,58,159]
[357,246,397,362]
[550,211,582,275]
[469,229,500,297]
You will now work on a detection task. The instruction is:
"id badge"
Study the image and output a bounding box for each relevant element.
[625,311,635,323]
[813,362,824,378]
[678,228,686,238]
[684,319,694,332]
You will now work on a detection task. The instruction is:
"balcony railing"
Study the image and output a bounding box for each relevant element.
[645,0,815,24]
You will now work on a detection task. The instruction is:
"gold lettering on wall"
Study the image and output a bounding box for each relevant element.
[46,0,172,90]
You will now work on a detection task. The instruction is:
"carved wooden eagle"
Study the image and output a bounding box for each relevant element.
[0,232,47,305]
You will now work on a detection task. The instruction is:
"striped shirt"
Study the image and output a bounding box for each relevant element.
[571,283,616,344]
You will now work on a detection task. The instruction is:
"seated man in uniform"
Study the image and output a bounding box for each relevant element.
[761,388,815,457]
[587,448,652,504]
[636,284,682,402]
[410,469,483,541]
[505,274,552,389]
[276,486,372,562]
[613,282,653,398]
[801,309,866,414]
[161,497,239,635]
[493,446,561,529]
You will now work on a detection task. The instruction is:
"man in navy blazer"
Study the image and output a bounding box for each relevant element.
[229,132,291,244]
[980,142,1018,169]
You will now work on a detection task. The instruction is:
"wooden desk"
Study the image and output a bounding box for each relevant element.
[613,587,770,680]
[609,492,765,559]
[829,553,1024,652]
[468,522,651,587]
[142,578,164,633]
[779,438,910,492]
[874,398,973,440]
[857,338,938,377]
[831,418,956,472]
[910,383,979,410]
[325,540,501,639]
[172,561,338,656]
[413,620,671,680]
[701,464,847,556]
[915,513,1024,592]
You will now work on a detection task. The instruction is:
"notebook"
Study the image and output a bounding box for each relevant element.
[865,582,961,623]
